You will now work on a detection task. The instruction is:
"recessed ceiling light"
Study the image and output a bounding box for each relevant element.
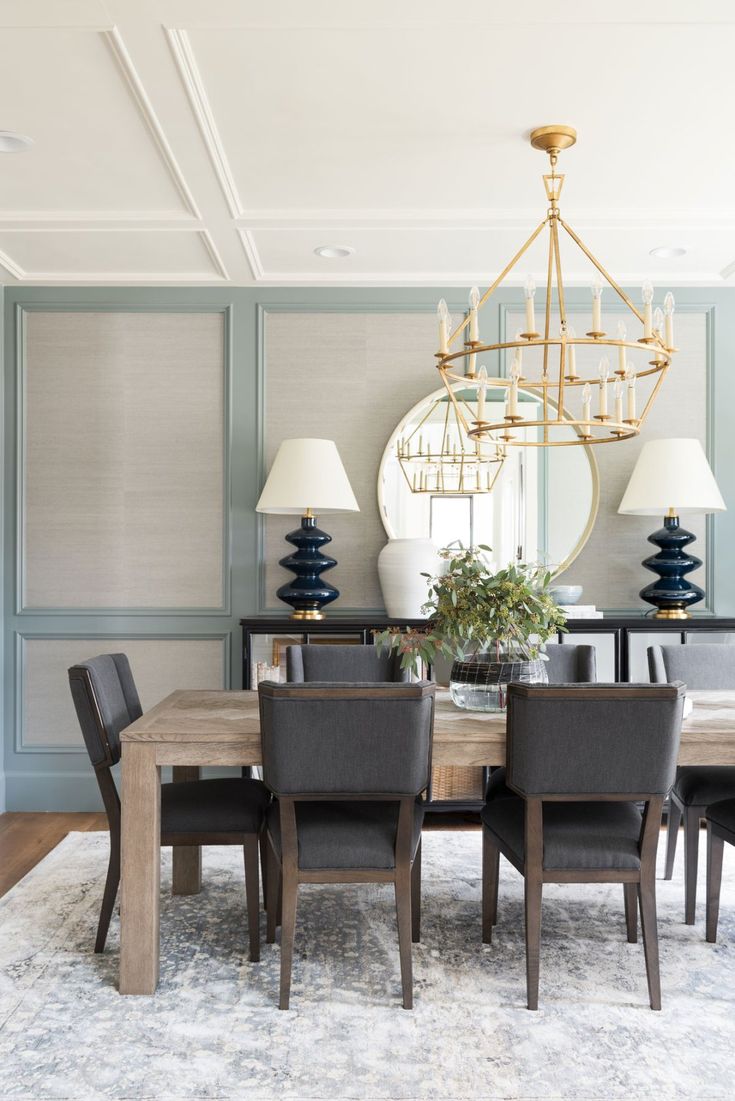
[649,246,687,259]
[0,131,33,153]
[314,245,355,259]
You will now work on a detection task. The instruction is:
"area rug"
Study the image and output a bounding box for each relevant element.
[0,829,733,1101]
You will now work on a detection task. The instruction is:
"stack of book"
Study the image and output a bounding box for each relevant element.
[558,604,603,619]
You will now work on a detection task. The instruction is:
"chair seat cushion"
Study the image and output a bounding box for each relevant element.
[161,777,268,836]
[481,798,644,870]
[673,766,735,807]
[267,799,424,870]
[706,798,735,840]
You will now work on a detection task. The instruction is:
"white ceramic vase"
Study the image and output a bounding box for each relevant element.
[377,538,440,619]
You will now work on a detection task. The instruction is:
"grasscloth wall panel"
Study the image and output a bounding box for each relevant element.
[22,311,225,609]
[21,636,226,750]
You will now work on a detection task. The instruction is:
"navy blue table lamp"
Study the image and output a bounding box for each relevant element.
[256,438,360,620]
[618,438,725,619]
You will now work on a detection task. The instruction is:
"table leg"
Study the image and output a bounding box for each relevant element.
[120,742,161,995]
[172,766,202,895]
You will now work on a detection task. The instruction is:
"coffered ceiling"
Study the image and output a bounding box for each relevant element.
[1,0,734,285]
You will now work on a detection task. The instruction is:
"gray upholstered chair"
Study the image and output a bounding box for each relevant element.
[705,797,735,943]
[482,682,685,1010]
[648,643,735,923]
[486,643,598,801]
[258,680,435,1010]
[544,642,597,682]
[69,654,268,958]
[286,643,409,682]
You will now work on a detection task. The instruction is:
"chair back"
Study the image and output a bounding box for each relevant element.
[286,643,409,683]
[68,653,142,769]
[505,682,685,797]
[648,643,735,689]
[258,681,435,796]
[544,643,597,683]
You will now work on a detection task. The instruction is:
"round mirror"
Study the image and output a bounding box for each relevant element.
[378,384,599,576]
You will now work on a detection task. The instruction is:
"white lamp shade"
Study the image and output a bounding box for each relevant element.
[618,438,726,516]
[256,438,360,515]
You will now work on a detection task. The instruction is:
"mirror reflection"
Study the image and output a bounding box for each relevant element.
[378,385,599,574]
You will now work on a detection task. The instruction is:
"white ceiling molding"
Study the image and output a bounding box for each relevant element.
[236,229,264,279]
[166,27,245,219]
[103,27,202,221]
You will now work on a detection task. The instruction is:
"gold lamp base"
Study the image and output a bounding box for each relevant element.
[653,608,691,620]
[290,609,326,621]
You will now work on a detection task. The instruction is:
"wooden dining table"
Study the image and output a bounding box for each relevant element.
[118,687,735,995]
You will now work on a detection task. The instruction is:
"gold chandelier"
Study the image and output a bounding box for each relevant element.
[396,389,505,494]
[435,125,676,448]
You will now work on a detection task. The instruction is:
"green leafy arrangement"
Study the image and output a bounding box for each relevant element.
[375,545,567,674]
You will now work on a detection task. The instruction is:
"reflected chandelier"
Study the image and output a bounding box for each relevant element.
[435,125,676,448]
[396,390,506,494]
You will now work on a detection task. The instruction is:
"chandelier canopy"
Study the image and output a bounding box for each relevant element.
[435,125,676,449]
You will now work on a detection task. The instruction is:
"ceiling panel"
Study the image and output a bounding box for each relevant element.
[0,229,224,281]
[0,28,194,216]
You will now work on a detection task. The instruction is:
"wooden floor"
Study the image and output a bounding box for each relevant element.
[0,812,107,899]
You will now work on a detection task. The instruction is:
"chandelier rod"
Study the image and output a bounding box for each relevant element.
[559,217,645,325]
[446,219,547,348]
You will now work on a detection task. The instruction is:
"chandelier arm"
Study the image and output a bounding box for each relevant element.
[637,362,670,428]
[551,219,567,421]
[446,220,548,349]
[559,218,645,325]
[440,398,451,458]
[541,222,555,442]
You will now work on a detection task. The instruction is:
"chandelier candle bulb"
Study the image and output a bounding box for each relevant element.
[515,331,523,373]
[524,275,537,334]
[566,325,578,379]
[642,281,654,339]
[582,382,592,424]
[469,287,480,342]
[653,308,665,363]
[598,358,609,417]
[664,292,675,348]
[626,372,637,421]
[509,357,521,417]
[614,378,624,424]
[437,299,450,355]
[591,275,603,333]
[476,365,488,422]
[616,320,627,375]
[467,351,476,377]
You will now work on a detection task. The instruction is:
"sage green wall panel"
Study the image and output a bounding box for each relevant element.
[3,284,735,810]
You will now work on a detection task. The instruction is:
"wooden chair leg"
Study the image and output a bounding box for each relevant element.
[482,828,500,944]
[664,799,682,880]
[95,847,120,953]
[259,831,268,910]
[623,882,638,943]
[411,841,421,944]
[278,867,298,1011]
[395,860,414,1010]
[524,876,543,1011]
[638,873,661,1010]
[243,836,260,963]
[266,840,279,945]
[706,824,725,944]
[684,806,701,925]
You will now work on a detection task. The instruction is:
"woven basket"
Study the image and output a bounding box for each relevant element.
[430,765,485,802]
